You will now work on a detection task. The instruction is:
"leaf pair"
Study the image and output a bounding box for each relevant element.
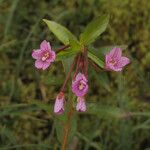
[43,15,110,68]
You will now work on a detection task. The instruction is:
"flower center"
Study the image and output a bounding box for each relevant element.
[42,52,50,61]
[109,59,117,66]
[79,83,85,90]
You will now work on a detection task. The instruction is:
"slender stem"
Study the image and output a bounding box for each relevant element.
[56,45,70,53]
[77,53,85,74]
[89,59,100,72]
[73,54,81,79]
[61,93,75,150]
[61,56,77,92]
[83,46,88,78]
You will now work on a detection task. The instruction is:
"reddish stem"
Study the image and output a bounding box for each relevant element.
[83,46,88,78]
[60,56,77,92]
[89,59,100,72]
[73,54,81,79]
[56,45,70,53]
[61,101,74,150]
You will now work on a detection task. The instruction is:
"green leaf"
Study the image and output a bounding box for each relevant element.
[55,94,77,144]
[1,127,17,145]
[69,38,82,51]
[55,113,77,144]
[80,14,110,45]
[30,100,53,113]
[76,132,101,149]
[0,101,53,117]
[56,49,77,61]
[54,114,67,143]
[86,103,125,118]
[0,104,38,117]
[88,45,104,61]
[62,56,75,75]
[133,119,150,131]
[88,45,127,69]
[132,112,150,117]
[91,69,110,91]
[88,51,104,68]
[56,38,82,61]
[43,19,78,44]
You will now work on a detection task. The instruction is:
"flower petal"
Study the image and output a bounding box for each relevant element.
[54,94,65,114]
[42,61,51,70]
[112,67,122,71]
[105,54,109,63]
[32,49,42,59]
[75,72,87,82]
[118,56,130,68]
[81,101,86,112]
[72,82,88,97]
[46,50,56,63]
[72,73,88,97]
[109,48,122,59]
[35,60,43,69]
[75,72,83,81]
[76,97,86,112]
[40,40,51,51]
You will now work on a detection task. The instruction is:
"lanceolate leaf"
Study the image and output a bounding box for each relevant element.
[88,51,104,68]
[87,104,125,118]
[62,56,75,75]
[91,69,110,91]
[69,38,82,51]
[0,102,53,117]
[80,14,110,45]
[88,45,104,61]
[56,39,82,61]
[43,19,78,44]
[88,45,127,68]
[56,49,77,61]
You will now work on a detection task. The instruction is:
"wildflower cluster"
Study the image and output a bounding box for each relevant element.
[32,15,130,115]
[32,40,130,114]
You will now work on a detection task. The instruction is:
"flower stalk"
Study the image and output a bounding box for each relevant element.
[61,93,75,150]
[60,56,77,92]
[56,45,70,53]
[83,46,88,78]
[74,54,81,79]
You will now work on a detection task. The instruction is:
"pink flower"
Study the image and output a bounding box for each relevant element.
[72,73,88,97]
[54,92,65,115]
[76,97,86,112]
[32,40,56,70]
[105,48,130,71]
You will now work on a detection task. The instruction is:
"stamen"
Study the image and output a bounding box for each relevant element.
[42,52,50,61]
[110,59,116,66]
[79,83,84,90]
[42,56,46,61]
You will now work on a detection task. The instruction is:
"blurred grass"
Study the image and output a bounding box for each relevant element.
[0,0,150,150]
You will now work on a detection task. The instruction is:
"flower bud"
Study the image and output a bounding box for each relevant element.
[76,97,86,112]
[54,92,65,114]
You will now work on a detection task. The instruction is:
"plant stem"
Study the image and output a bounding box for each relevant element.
[61,56,77,92]
[56,45,70,53]
[89,59,100,72]
[61,93,75,150]
[74,54,81,79]
[83,46,88,78]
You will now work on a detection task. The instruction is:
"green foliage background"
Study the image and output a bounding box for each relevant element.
[0,0,150,149]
